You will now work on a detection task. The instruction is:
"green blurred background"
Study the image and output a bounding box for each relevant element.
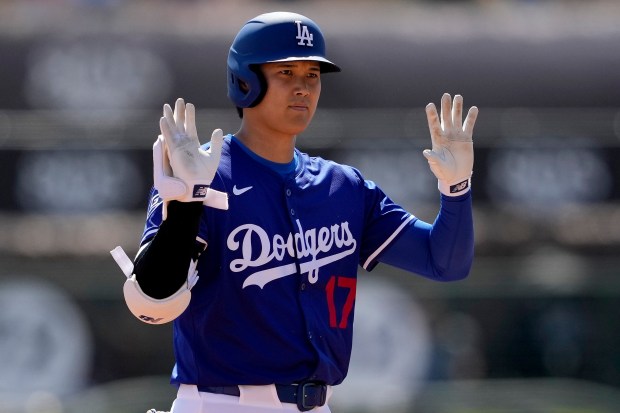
[1,0,620,412]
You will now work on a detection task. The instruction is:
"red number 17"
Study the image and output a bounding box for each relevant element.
[325,275,357,329]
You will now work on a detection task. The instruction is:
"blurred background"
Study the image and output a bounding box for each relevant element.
[1,0,619,412]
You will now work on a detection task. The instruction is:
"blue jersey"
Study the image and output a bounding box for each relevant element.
[141,136,415,386]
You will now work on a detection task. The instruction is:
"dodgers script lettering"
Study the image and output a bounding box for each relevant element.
[227,220,357,288]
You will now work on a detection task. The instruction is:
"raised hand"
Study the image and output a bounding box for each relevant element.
[154,98,228,219]
[423,93,478,196]
[159,98,223,193]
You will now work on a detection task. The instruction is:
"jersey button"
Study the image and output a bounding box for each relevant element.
[286,189,292,197]
[290,208,295,216]
[301,283,306,291]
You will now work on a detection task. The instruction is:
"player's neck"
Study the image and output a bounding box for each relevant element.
[234,124,297,164]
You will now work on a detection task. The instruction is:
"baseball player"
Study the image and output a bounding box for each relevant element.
[111,11,478,413]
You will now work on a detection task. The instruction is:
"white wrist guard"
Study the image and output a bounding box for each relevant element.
[110,246,198,324]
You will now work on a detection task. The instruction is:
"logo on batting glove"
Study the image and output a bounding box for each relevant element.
[450,179,469,194]
[192,184,209,198]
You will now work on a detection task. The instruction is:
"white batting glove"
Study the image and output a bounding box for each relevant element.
[154,98,228,219]
[423,93,479,196]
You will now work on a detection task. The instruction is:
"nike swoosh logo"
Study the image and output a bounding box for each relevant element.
[232,185,253,196]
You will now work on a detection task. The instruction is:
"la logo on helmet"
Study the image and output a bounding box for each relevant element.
[295,21,314,46]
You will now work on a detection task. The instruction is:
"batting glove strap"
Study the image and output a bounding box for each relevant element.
[163,176,229,208]
[438,176,472,197]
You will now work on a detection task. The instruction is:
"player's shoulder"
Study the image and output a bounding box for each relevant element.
[296,149,364,183]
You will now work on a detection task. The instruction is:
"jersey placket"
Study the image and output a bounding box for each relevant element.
[284,176,321,378]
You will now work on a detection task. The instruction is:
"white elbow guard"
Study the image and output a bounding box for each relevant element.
[122,275,191,324]
[111,246,198,324]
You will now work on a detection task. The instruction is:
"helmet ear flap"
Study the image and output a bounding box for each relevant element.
[228,64,268,109]
[246,65,268,108]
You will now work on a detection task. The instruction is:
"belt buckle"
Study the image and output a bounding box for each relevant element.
[296,381,327,412]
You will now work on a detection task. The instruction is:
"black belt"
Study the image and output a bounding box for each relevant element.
[198,381,328,412]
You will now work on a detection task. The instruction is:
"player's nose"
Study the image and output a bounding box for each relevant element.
[293,77,310,96]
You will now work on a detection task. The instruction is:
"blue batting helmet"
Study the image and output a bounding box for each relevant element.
[227,12,341,108]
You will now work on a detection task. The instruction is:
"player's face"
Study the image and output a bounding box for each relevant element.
[252,61,321,137]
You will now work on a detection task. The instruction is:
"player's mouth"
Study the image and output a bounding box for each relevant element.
[289,102,309,111]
